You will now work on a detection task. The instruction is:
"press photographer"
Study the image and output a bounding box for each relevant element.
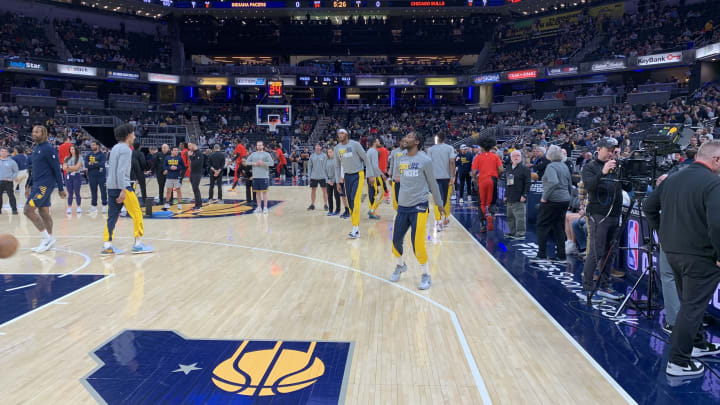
[644,140,720,377]
[580,138,630,301]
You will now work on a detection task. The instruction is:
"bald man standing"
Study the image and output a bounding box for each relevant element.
[504,150,531,239]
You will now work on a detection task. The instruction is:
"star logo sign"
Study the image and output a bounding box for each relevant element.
[172,363,202,375]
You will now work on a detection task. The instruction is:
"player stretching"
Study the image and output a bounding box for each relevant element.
[427,133,456,231]
[389,132,444,290]
[24,125,67,253]
[334,129,373,239]
[102,124,153,255]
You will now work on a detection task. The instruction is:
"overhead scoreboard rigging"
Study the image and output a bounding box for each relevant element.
[164,0,512,8]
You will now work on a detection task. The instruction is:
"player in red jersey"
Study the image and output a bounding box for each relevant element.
[471,137,503,232]
[230,142,248,191]
[275,145,287,183]
[377,139,390,201]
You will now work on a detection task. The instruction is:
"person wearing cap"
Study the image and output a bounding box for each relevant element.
[580,137,629,302]
[455,144,474,204]
[334,128,374,239]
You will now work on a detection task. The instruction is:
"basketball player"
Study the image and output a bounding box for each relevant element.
[85,141,107,213]
[366,137,385,220]
[307,144,328,211]
[230,141,247,192]
[24,125,67,253]
[471,137,503,232]
[246,140,274,214]
[275,144,287,183]
[388,138,407,212]
[377,139,390,201]
[325,148,341,216]
[334,128,373,239]
[102,123,153,255]
[390,132,444,290]
[163,147,185,211]
[427,133,456,230]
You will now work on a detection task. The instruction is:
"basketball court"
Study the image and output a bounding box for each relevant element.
[0,183,630,404]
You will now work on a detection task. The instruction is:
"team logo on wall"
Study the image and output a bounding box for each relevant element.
[84,330,353,404]
[149,198,280,219]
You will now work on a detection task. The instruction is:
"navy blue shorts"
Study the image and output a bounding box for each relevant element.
[252,178,269,191]
[27,184,55,208]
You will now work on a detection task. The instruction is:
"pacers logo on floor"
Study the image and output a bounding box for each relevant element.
[149,199,281,219]
[212,341,325,396]
[84,330,352,404]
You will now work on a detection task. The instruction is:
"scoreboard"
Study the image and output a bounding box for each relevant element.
[296,75,355,86]
[156,0,514,8]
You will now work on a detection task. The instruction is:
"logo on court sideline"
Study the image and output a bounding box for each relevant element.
[83,330,353,404]
[149,198,281,219]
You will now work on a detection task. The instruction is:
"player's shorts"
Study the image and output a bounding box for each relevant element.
[309,178,326,188]
[252,178,269,191]
[27,184,55,208]
[165,178,182,190]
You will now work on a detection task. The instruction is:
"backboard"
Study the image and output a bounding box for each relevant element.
[256,104,292,129]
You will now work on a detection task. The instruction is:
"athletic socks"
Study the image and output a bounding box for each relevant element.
[352,226,359,233]
[40,230,50,240]
[396,256,405,267]
[104,241,112,249]
[134,237,142,247]
[421,263,429,275]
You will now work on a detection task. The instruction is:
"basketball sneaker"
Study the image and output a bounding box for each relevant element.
[76,207,82,213]
[33,236,55,253]
[163,203,170,210]
[597,288,624,300]
[323,204,328,210]
[418,274,432,290]
[348,229,360,239]
[307,205,315,211]
[389,263,407,282]
[666,360,704,377]
[661,320,673,335]
[581,290,603,304]
[66,207,72,214]
[177,204,182,210]
[89,206,97,213]
[369,213,380,220]
[131,244,155,254]
[100,246,125,256]
[102,205,107,213]
[263,208,268,214]
[340,211,350,219]
[692,342,720,358]
[327,211,337,216]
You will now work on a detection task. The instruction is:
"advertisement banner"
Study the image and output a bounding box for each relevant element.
[5,60,46,72]
[57,64,97,76]
[197,77,228,86]
[424,77,457,86]
[235,77,266,86]
[637,52,682,66]
[507,69,537,81]
[538,10,581,31]
[390,77,420,86]
[148,73,180,84]
[546,65,578,76]
[591,59,626,72]
[473,73,500,84]
[696,42,720,59]
[107,70,140,80]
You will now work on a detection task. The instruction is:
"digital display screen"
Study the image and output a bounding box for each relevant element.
[155,0,509,7]
[296,75,356,86]
[268,80,283,97]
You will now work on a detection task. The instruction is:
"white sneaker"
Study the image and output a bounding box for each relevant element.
[263,208,268,214]
[34,237,56,253]
[163,203,170,210]
[102,205,108,213]
[66,207,72,214]
[459,198,464,204]
[89,206,97,213]
[76,207,82,213]
[177,204,182,210]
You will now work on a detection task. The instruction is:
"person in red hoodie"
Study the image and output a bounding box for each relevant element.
[275,145,287,183]
[180,142,190,178]
[471,136,503,232]
[377,139,390,200]
[230,141,247,191]
[57,135,72,174]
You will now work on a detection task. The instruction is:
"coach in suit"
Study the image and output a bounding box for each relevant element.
[644,140,720,377]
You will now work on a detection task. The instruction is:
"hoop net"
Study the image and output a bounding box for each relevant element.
[268,116,279,133]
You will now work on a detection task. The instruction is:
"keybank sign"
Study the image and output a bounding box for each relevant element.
[637,52,683,66]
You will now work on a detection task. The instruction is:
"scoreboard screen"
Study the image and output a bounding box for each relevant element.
[268,80,284,97]
[167,0,514,8]
[296,75,356,86]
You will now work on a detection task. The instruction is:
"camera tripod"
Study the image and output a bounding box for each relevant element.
[585,190,662,319]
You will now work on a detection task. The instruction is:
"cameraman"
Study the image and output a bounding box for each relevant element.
[644,140,720,377]
[580,138,629,301]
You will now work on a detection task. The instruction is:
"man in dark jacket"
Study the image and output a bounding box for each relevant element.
[580,138,629,301]
[504,150,530,239]
[644,140,720,377]
[207,144,226,201]
[154,144,169,204]
[530,146,550,179]
[131,141,148,202]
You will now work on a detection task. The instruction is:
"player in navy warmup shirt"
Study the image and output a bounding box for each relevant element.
[24,125,67,253]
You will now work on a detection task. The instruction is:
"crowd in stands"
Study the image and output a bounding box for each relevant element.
[0,13,57,60]
[54,18,172,73]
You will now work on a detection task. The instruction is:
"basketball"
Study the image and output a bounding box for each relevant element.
[0,234,19,258]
